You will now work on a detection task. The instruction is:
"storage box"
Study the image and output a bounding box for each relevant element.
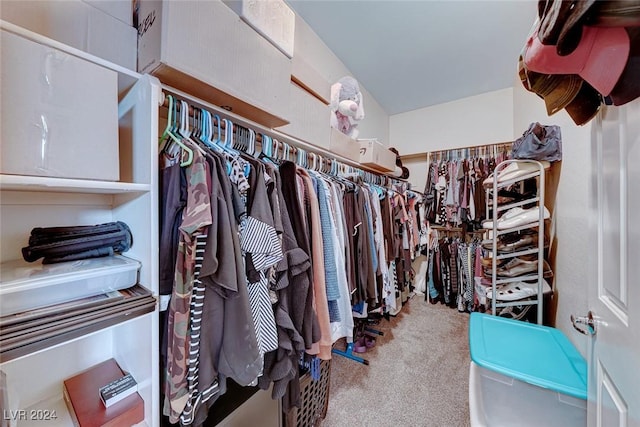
[222,0,295,58]
[276,82,331,148]
[358,139,396,172]
[136,0,291,128]
[63,358,144,427]
[0,256,141,316]
[284,360,331,427]
[85,0,133,26]
[329,128,360,162]
[291,55,331,104]
[468,313,587,427]
[0,0,137,69]
[0,29,120,181]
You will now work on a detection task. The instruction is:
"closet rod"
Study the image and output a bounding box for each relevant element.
[427,141,513,159]
[159,84,406,186]
[428,141,513,156]
[430,225,485,233]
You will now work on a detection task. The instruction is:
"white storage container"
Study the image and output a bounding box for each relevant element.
[329,128,360,162]
[0,256,141,316]
[0,0,137,69]
[468,313,587,427]
[276,82,331,148]
[136,0,291,128]
[222,0,295,58]
[0,28,120,181]
[358,138,396,172]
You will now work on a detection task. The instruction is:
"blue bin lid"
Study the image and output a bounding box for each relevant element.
[469,312,587,400]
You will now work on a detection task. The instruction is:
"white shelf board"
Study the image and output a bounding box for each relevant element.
[17,395,73,427]
[0,175,150,194]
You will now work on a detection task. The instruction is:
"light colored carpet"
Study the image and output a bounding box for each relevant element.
[321,296,471,427]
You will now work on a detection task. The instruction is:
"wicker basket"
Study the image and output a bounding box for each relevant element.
[284,360,331,427]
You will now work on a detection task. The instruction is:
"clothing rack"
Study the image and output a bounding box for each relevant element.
[160,85,408,189]
[428,141,513,162]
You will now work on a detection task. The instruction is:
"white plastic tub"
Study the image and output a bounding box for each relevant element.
[468,313,587,427]
[0,255,141,316]
[469,361,586,427]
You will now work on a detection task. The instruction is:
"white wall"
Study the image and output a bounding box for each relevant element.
[513,77,591,357]
[293,15,389,144]
[390,88,514,192]
[390,82,591,357]
[390,88,514,156]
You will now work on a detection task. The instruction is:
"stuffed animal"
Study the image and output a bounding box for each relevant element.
[330,76,365,139]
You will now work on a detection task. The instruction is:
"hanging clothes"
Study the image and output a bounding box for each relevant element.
[159,99,424,426]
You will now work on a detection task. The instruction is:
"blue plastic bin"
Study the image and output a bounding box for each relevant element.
[468,313,587,427]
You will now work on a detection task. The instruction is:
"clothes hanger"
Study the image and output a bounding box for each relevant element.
[296,147,304,168]
[190,108,201,141]
[283,142,291,162]
[235,125,247,152]
[160,95,193,167]
[178,100,206,158]
[258,133,278,165]
[321,157,330,174]
[200,110,223,154]
[248,128,257,157]
[220,118,252,177]
[310,152,319,171]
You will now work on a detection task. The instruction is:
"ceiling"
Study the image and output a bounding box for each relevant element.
[286,0,539,115]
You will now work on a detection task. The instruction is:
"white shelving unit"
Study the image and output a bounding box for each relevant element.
[485,159,548,325]
[0,21,161,427]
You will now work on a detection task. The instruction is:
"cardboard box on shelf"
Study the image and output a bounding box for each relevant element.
[358,139,397,172]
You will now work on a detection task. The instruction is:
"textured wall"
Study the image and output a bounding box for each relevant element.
[512,76,591,357]
[389,88,514,156]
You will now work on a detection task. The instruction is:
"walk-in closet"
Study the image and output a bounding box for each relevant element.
[1,1,639,427]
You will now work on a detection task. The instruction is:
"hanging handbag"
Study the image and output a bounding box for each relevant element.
[511,122,562,162]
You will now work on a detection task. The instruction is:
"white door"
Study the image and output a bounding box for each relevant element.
[586,99,640,426]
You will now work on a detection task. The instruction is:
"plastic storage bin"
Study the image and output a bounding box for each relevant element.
[468,313,587,427]
[284,360,331,427]
[0,255,141,316]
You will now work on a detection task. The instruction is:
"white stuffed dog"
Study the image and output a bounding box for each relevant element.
[330,76,365,139]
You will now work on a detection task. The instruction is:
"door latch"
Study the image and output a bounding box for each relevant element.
[571,311,597,336]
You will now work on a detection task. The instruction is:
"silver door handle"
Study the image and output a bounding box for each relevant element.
[571,311,597,336]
